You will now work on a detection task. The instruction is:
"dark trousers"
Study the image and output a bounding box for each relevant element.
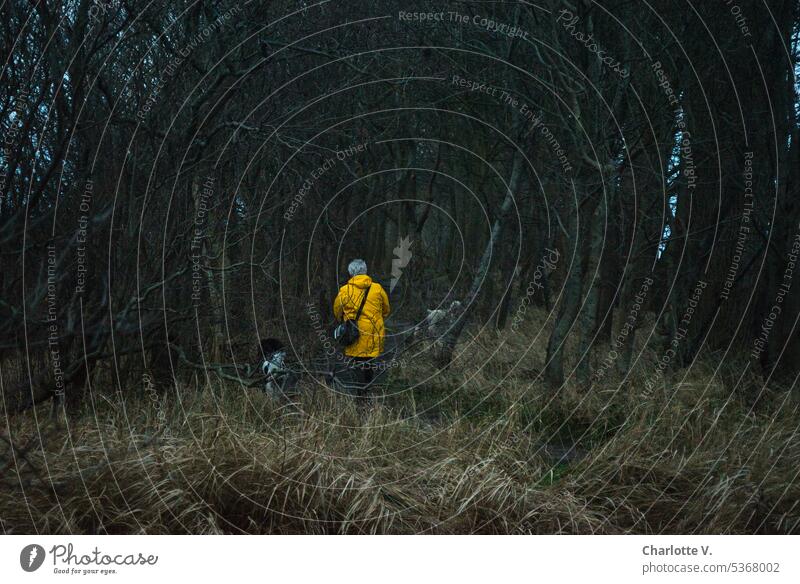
[350,356,375,386]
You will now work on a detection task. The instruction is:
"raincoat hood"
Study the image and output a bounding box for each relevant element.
[348,274,373,289]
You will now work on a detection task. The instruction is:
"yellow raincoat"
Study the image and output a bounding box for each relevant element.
[333,274,390,357]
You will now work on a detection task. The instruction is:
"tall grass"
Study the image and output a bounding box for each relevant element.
[2,322,798,534]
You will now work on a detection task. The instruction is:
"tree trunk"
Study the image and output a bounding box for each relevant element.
[437,151,524,366]
[576,201,604,385]
[545,193,598,388]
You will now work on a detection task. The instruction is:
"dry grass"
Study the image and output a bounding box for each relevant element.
[2,317,799,534]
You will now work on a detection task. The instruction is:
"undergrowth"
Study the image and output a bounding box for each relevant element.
[2,319,798,534]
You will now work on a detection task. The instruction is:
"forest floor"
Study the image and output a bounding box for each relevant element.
[1,321,799,534]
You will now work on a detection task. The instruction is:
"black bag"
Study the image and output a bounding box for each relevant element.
[334,285,371,348]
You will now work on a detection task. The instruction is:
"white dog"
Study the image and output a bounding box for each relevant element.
[416,301,462,342]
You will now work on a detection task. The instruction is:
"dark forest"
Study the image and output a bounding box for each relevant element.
[1,0,799,535]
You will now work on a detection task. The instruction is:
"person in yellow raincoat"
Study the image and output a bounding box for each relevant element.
[333,259,390,384]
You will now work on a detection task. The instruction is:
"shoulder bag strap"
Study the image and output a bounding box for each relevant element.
[354,285,371,321]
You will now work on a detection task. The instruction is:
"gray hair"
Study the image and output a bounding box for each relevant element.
[348,258,367,276]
